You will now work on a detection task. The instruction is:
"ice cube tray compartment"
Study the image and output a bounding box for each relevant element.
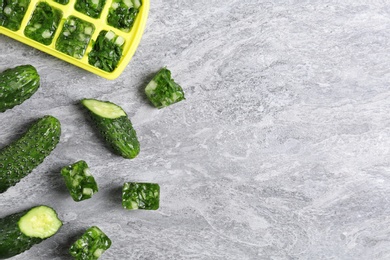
[0,0,149,80]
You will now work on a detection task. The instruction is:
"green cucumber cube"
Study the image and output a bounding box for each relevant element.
[145,67,185,109]
[122,182,160,210]
[61,160,98,202]
[69,226,111,260]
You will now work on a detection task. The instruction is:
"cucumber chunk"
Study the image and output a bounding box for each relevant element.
[122,182,160,210]
[61,160,98,202]
[69,226,111,260]
[0,115,61,193]
[0,206,62,259]
[81,99,140,159]
[145,67,185,109]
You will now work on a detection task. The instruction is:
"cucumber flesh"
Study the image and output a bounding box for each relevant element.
[82,99,126,119]
[18,206,63,239]
[0,206,62,259]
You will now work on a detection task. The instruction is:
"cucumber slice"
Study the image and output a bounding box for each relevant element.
[0,206,62,259]
[69,226,111,260]
[61,160,98,202]
[122,182,160,210]
[81,99,140,159]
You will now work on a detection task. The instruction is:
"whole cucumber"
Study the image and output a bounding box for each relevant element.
[0,205,62,259]
[0,65,40,112]
[0,115,61,193]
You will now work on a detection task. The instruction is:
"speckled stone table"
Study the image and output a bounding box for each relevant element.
[1,1,390,259]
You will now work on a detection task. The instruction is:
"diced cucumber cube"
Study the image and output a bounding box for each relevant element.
[4,6,12,15]
[111,2,119,9]
[84,168,92,176]
[42,30,52,38]
[94,249,104,257]
[105,31,115,41]
[123,0,133,8]
[132,0,141,8]
[114,36,125,46]
[84,26,93,35]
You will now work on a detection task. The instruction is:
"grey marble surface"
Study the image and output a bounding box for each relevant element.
[1,0,390,259]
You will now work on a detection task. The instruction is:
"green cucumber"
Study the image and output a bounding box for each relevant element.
[145,67,185,109]
[0,65,40,112]
[61,160,98,202]
[81,99,140,159]
[0,115,61,193]
[122,182,160,210]
[69,226,111,260]
[0,205,62,259]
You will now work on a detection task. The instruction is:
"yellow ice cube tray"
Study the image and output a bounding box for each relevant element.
[0,0,149,80]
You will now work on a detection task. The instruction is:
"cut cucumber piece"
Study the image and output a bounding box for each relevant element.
[69,226,111,260]
[0,115,61,193]
[0,205,62,259]
[145,67,185,109]
[122,182,160,210]
[81,99,140,159]
[61,160,98,202]
[0,65,40,113]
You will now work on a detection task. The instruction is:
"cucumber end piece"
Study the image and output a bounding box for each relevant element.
[18,206,62,239]
[81,99,126,119]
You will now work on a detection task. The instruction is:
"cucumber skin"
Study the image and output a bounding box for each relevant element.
[0,116,61,193]
[0,65,40,112]
[0,206,62,259]
[82,100,140,159]
[0,209,40,259]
